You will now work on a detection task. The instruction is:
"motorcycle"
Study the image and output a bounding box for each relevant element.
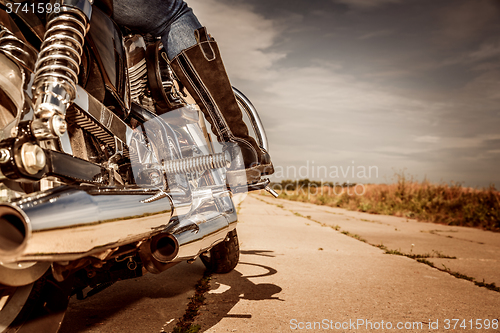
[0,0,278,331]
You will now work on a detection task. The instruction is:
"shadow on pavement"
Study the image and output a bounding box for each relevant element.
[196,249,283,331]
[59,261,205,333]
[58,250,282,332]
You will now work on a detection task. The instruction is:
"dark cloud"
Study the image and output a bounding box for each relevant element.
[189,0,500,187]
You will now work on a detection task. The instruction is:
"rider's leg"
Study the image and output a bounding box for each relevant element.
[113,0,273,184]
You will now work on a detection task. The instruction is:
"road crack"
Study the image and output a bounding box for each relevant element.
[166,272,212,333]
[255,195,500,293]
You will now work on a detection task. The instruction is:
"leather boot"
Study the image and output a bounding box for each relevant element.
[169,27,274,184]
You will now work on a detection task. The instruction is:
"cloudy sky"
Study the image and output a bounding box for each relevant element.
[187,0,500,187]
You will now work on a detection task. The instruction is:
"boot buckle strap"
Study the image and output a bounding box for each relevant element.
[194,27,216,61]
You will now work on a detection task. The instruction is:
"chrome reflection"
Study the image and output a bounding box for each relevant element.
[0,88,245,270]
[0,183,237,265]
[1,186,173,262]
[233,87,269,152]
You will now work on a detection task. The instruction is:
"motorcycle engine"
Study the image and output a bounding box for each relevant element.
[124,34,186,114]
[124,35,149,105]
[0,27,37,141]
[0,52,23,138]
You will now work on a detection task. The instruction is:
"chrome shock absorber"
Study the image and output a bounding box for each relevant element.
[31,0,93,139]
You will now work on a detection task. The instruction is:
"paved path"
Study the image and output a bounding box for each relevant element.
[60,194,500,333]
[255,194,500,287]
[194,195,500,332]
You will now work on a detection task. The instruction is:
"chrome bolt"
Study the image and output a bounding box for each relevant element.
[21,143,46,175]
[149,171,161,185]
[51,115,67,137]
[0,149,10,163]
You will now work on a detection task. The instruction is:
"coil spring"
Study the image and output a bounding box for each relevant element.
[32,8,88,108]
[129,59,147,102]
[163,152,230,175]
[0,27,38,72]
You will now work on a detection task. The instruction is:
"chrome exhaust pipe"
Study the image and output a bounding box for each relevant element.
[151,211,236,263]
[173,211,236,261]
[0,205,30,261]
[0,185,236,265]
[140,209,236,274]
[150,233,179,263]
[1,186,177,263]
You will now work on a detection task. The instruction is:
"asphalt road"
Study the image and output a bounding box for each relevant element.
[59,194,500,333]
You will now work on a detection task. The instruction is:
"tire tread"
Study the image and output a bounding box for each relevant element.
[201,229,239,273]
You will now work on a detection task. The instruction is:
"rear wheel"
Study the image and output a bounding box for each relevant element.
[200,229,240,273]
[0,284,33,332]
[0,274,72,333]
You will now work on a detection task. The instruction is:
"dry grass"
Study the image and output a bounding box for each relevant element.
[271,175,500,232]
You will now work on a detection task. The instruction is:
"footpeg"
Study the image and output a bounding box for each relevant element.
[229,178,278,196]
[265,185,279,198]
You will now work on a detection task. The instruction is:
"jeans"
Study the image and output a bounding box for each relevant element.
[112,0,202,60]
